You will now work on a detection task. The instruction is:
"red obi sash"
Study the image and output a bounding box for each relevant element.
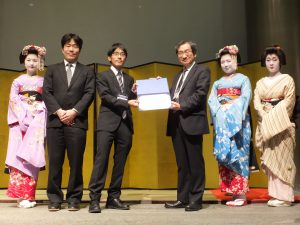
[217,88,241,96]
[261,97,283,102]
[19,86,43,101]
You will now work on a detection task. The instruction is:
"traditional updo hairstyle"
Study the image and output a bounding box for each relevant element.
[19,47,39,64]
[217,45,241,66]
[19,45,46,70]
[260,45,286,67]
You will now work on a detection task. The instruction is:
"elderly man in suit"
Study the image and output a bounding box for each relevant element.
[88,43,138,213]
[164,40,210,211]
[43,33,95,211]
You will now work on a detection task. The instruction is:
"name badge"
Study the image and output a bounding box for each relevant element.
[117,94,128,101]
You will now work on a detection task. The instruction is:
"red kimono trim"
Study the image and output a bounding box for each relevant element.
[6,167,37,200]
[219,165,249,194]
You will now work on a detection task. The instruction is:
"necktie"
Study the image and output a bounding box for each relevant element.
[66,63,73,86]
[117,71,127,119]
[117,71,124,93]
[173,70,186,102]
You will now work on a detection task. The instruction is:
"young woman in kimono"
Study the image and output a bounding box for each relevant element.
[254,46,296,207]
[5,45,47,208]
[208,45,251,206]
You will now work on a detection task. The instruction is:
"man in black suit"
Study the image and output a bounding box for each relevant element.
[43,33,95,211]
[165,40,210,211]
[88,43,138,213]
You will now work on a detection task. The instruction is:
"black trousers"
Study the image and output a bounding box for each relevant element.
[89,121,132,202]
[47,126,86,204]
[171,123,205,204]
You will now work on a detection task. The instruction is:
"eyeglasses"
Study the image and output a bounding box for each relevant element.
[177,49,193,57]
[112,52,126,57]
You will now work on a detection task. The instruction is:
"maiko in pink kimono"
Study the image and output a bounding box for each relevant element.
[5,45,47,208]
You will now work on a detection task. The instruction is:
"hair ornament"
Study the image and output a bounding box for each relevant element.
[21,45,46,70]
[216,45,239,59]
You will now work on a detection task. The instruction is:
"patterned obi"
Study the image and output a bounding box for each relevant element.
[217,88,241,96]
[261,97,283,106]
[19,86,43,102]
[217,88,241,104]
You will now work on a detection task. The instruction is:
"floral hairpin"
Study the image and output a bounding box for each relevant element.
[274,45,281,50]
[22,45,47,57]
[216,45,239,59]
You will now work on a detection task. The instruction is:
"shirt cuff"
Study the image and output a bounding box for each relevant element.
[72,108,79,114]
[53,108,62,115]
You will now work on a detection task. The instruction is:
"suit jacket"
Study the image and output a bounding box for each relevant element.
[167,63,210,136]
[42,62,95,130]
[96,69,136,133]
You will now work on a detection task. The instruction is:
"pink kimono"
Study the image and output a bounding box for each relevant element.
[5,74,46,200]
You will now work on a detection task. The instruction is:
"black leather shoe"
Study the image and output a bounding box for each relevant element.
[165,201,188,209]
[106,198,130,210]
[89,201,101,213]
[185,202,202,211]
[68,202,80,211]
[48,202,61,212]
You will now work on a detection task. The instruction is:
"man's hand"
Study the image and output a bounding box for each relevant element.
[128,99,139,107]
[57,109,67,120]
[149,76,162,80]
[58,109,77,126]
[171,101,181,111]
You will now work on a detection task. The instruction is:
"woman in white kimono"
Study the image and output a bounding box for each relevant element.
[254,45,296,207]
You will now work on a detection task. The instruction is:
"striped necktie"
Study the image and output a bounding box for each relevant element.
[117,71,127,119]
[117,71,124,93]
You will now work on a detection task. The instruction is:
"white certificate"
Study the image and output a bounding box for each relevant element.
[136,78,171,111]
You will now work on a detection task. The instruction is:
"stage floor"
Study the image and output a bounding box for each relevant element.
[1,188,299,204]
[1,189,300,225]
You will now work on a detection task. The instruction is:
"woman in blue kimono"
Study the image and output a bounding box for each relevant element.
[208,45,251,206]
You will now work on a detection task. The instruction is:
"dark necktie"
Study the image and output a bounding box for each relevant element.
[117,71,124,93]
[66,63,73,86]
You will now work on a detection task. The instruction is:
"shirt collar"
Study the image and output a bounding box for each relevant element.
[110,65,122,76]
[64,59,77,67]
[184,61,195,73]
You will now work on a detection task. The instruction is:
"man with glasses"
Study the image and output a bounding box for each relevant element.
[165,40,210,211]
[88,43,138,213]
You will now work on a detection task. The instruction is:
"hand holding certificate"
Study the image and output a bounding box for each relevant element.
[136,78,171,111]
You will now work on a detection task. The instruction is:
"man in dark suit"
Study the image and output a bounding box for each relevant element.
[165,40,210,211]
[43,33,95,211]
[88,43,138,213]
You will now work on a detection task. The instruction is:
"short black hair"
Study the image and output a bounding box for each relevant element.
[261,45,286,67]
[175,40,197,55]
[217,49,241,66]
[107,43,128,57]
[19,47,39,64]
[61,33,83,50]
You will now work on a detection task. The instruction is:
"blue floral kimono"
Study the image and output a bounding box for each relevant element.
[208,73,251,178]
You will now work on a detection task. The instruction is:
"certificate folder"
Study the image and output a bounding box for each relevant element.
[136,78,171,111]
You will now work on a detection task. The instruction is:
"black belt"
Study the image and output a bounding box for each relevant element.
[19,91,42,101]
[261,99,282,106]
